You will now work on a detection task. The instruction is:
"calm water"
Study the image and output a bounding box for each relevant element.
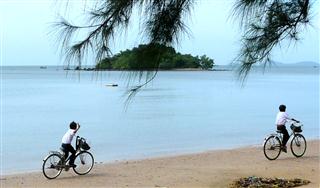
[1,66,319,174]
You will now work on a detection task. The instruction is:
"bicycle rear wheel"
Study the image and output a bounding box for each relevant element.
[42,154,63,179]
[263,135,281,160]
[73,151,94,175]
[291,134,307,157]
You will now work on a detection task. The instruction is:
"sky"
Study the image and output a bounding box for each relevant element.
[0,0,319,66]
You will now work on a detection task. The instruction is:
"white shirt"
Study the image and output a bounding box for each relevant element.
[275,112,291,125]
[61,129,76,144]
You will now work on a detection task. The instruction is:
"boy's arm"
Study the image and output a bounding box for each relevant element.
[74,123,81,134]
[286,113,299,122]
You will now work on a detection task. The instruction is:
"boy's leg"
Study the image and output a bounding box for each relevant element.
[64,144,76,165]
[61,144,69,160]
[282,128,289,146]
[277,125,289,147]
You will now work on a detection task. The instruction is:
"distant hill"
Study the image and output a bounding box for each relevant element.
[290,61,319,67]
[270,61,319,67]
[223,61,319,69]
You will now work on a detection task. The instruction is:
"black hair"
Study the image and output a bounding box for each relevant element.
[279,104,286,112]
[70,121,77,129]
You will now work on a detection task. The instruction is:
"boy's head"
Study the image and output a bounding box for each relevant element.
[279,104,286,112]
[70,121,77,130]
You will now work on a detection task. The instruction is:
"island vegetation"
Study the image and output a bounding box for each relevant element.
[95,44,214,71]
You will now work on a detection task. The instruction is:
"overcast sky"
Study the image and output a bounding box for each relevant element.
[0,0,319,66]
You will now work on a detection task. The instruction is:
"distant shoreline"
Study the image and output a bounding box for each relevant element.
[1,61,318,69]
[64,67,231,71]
[1,65,232,71]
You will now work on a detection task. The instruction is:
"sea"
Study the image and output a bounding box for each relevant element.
[1,65,319,174]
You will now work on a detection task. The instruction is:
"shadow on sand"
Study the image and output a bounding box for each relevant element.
[274,155,319,161]
[52,172,107,181]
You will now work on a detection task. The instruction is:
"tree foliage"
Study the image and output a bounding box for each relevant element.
[54,0,314,86]
[232,0,312,80]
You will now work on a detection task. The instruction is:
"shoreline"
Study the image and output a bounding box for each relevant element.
[0,139,297,176]
[2,140,319,187]
[3,138,318,176]
[2,142,263,176]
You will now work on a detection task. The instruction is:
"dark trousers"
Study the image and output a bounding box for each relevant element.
[61,143,76,165]
[277,125,289,147]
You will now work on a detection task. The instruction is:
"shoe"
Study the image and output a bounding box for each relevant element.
[281,146,287,153]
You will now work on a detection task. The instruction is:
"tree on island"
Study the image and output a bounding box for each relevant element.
[54,0,314,90]
[96,44,214,70]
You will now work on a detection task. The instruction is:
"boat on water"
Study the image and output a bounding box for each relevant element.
[40,66,47,69]
[105,84,118,87]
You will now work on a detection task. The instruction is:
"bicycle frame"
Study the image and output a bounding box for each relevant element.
[53,136,85,168]
[264,124,301,148]
[275,124,303,143]
[61,149,83,165]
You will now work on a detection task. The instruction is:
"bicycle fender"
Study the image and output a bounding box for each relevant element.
[262,134,279,146]
[43,152,61,161]
[43,155,51,162]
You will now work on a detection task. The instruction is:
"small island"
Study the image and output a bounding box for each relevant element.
[95,44,214,71]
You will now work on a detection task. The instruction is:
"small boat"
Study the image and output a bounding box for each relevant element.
[105,84,118,87]
[40,66,47,69]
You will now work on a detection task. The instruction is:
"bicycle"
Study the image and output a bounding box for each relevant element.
[263,121,307,160]
[42,136,94,179]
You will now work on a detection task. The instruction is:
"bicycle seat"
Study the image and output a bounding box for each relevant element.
[276,130,282,134]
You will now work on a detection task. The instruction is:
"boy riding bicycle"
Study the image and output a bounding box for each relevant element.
[61,121,80,167]
[275,104,299,152]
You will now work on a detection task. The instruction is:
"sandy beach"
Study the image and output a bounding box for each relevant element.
[1,140,319,188]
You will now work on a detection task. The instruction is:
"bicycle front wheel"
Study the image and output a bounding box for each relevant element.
[73,151,94,175]
[263,135,281,160]
[42,154,63,179]
[291,134,307,157]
